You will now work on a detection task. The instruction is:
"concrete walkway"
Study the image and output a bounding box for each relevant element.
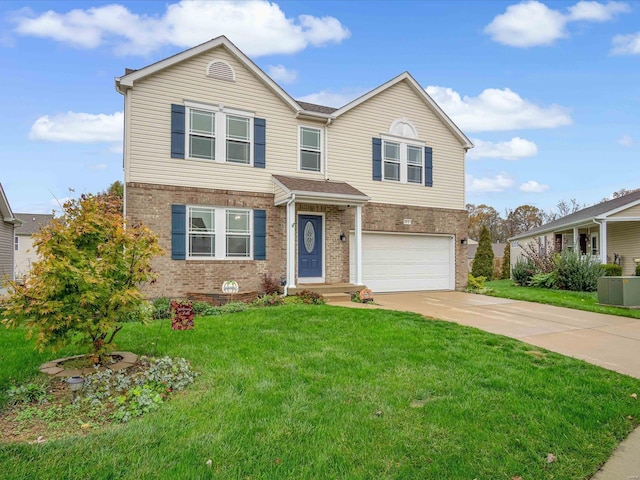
[362,291,640,479]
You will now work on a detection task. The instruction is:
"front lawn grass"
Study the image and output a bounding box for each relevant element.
[485,279,640,319]
[2,305,640,479]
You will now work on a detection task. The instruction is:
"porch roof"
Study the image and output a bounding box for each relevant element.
[272,175,370,207]
[510,189,640,241]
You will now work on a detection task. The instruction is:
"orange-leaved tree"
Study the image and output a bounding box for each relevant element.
[2,193,161,363]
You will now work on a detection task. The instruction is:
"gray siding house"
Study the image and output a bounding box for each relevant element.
[0,183,21,284]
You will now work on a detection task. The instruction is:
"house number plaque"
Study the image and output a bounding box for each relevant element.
[303,221,315,253]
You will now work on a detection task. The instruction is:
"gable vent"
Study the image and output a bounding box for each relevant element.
[206,60,235,82]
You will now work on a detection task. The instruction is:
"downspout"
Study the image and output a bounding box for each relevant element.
[282,193,296,296]
[324,118,333,180]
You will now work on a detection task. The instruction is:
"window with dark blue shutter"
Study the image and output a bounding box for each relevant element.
[254,118,266,168]
[253,209,266,260]
[424,146,433,187]
[171,104,185,159]
[372,138,382,181]
[171,204,186,260]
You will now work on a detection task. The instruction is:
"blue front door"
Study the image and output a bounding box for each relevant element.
[298,214,323,278]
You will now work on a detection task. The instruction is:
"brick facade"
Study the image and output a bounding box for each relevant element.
[127,182,468,299]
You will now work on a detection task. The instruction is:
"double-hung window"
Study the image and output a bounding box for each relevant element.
[299,126,321,172]
[383,141,400,181]
[14,236,19,251]
[185,102,253,164]
[382,138,424,184]
[189,109,215,160]
[187,206,252,259]
[226,115,250,164]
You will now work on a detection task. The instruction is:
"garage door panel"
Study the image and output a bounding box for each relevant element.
[350,233,453,292]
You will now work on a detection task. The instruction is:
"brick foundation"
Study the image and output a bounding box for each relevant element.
[127,182,468,298]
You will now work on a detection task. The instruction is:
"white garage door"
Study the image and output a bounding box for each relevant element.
[350,233,454,292]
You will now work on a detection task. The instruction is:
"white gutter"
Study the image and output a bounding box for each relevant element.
[324,117,333,181]
[282,193,296,297]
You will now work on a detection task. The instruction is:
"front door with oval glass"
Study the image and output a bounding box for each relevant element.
[298,214,323,280]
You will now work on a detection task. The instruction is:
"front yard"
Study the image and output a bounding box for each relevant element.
[2,304,640,479]
[485,279,640,319]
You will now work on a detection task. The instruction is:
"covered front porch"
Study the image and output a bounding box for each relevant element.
[272,175,371,292]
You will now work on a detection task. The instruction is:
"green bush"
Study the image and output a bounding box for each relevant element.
[471,225,494,280]
[121,301,153,323]
[252,294,284,307]
[511,259,537,286]
[295,290,326,305]
[636,263,640,276]
[528,271,558,289]
[502,242,511,279]
[602,264,622,276]
[555,250,604,292]
[466,274,487,293]
[151,297,171,320]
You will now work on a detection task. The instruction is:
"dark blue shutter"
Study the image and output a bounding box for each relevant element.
[254,118,266,168]
[171,104,185,159]
[253,209,266,260]
[171,204,186,260]
[424,146,433,187]
[372,138,382,181]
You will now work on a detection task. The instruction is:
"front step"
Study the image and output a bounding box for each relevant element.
[323,292,353,304]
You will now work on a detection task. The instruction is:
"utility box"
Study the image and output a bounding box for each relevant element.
[597,276,640,307]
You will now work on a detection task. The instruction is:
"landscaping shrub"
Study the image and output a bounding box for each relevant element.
[528,271,558,289]
[602,263,622,276]
[466,274,486,293]
[502,242,511,279]
[191,301,214,317]
[6,382,50,406]
[471,225,494,280]
[636,263,640,276]
[555,250,604,292]
[151,297,171,319]
[492,257,503,281]
[260,273,281,295]
[252,294,284,307]
[295,290,326,305]
[520,238,557,274]
[511,258,537,286]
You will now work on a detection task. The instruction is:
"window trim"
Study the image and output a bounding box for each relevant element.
[380,134,425,184]
[298,125,323,173]
[14,235,19,251]
[184,101,254,165]
[186,205,253,260]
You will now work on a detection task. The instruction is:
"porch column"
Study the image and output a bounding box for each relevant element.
[287,199,296,288]
[572,226,579,252]
[355,205,363,285]
[599,220,607,264]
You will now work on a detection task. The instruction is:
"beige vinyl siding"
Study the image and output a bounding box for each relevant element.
[609,203,640,218]
[510,233,554,267]
[0,221,14,281]
[127,46,325,193]
[607,222,640,275]
[328,80,466,210]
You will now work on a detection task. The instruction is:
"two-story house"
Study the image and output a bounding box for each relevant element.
[115,36,472,298]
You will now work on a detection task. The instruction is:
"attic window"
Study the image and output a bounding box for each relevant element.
[206,60,235,82]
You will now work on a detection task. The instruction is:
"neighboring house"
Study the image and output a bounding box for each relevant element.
[14,213,54,279]
[510,190,640,275]
[115,36,472,297]
[0,183,21,284]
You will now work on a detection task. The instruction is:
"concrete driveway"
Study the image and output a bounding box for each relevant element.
[373,291,640,379]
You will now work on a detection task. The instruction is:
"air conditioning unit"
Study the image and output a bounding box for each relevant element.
[597,277,640,307]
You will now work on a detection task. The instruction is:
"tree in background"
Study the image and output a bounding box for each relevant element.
[502,241,511,279]
[104,180,124,199]
[467,203,503,242]
[472,225,494,280]
[2,193,162,364]
[503,205,544,239]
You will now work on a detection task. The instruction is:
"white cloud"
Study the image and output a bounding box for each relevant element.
[612,32,640,55]
[466,173,515,193]
[297,88,367,108]
[519,180,550,193]
[567,1,629,21]
[266,64,297,84]
[484,1,629,48]
[467,137,538,160]
[29,111,123,143]
[619,134,634,146]
[12,1,350,57]
[426,86,572,132]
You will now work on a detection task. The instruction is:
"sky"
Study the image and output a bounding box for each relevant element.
[1,0,639,216]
